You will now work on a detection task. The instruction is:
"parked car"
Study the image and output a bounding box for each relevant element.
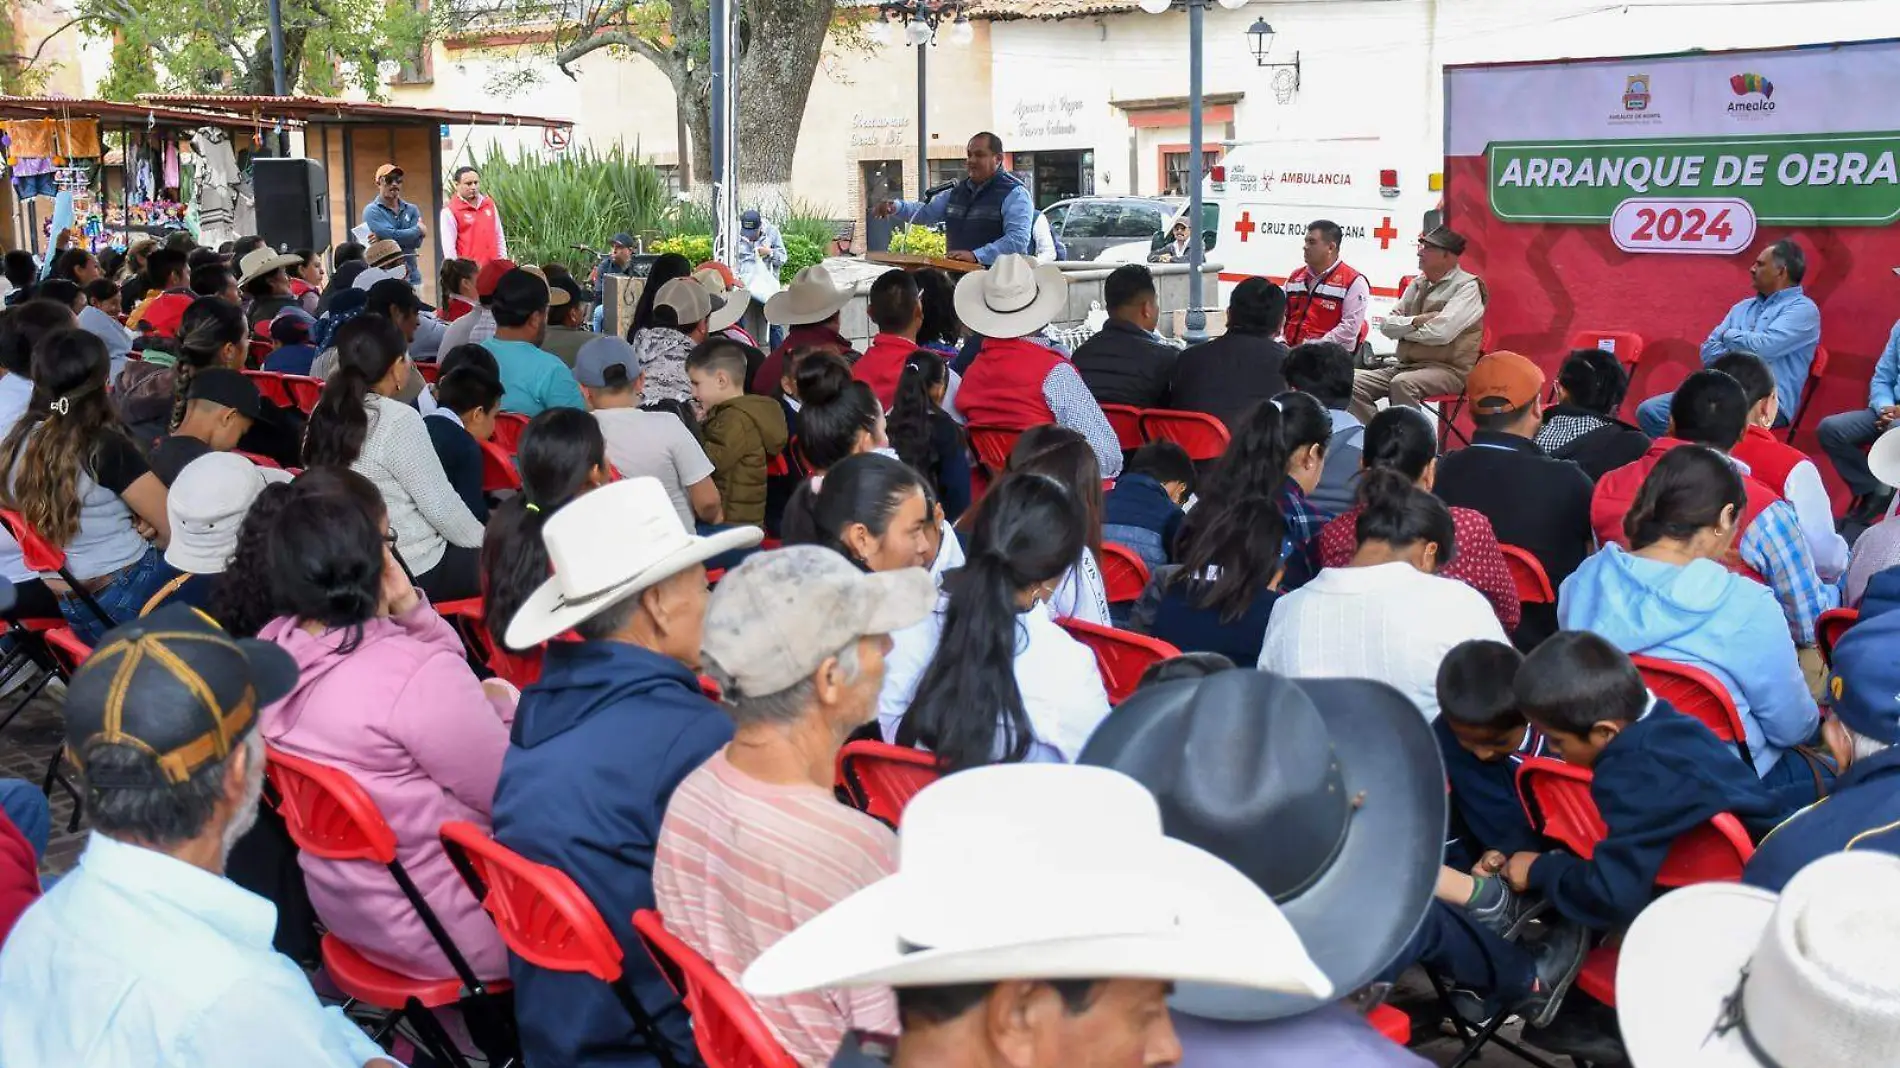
[1042,197,1179,262]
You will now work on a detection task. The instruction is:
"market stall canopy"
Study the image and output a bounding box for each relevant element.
[135,95,570,130]
[0,96,293,129]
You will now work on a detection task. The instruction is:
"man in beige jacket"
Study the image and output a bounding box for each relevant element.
[1351,226,1488,423]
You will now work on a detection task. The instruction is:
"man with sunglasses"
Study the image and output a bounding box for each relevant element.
[363,164,426,286]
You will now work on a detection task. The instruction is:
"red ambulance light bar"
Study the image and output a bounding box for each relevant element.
[1379,169,1399,200]
[1209,164,1226,192]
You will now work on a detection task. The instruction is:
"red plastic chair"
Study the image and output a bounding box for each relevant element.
[1515,756,1754,1007]
[632,910,801,1068]
[416,361,442,385]
[281,374,325,413]
[1100,404,1146,452]
[481,441,523,493]
[1100,542,1152,605]
[0,508,115,633]
[1499,545,1555,605]
[1564,330,1646,379]
[1367,1003,1411,1046]
[1422,391,1471,450]
[835,739,942,828]
[1137,409,1230,461]
[265,750,508,1067]
[1785,344,1829,443]
[1054,616,1183,705]
[1818,607,1860,668]
[441,822,683,1068]
[242,369,292,407]
[966,424,1024,473]
[436,597,545,689]
[492,412,532,453]
[1630,654,1754,772]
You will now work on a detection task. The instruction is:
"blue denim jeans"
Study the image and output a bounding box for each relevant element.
[57,547,177,645]
[0,779,48,860]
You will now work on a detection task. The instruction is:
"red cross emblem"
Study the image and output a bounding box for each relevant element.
[1233,211,1257,243]
[1373,216,1399,250]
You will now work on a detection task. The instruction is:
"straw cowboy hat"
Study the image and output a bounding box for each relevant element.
[362,239,406,271]
[695,267,750,333]
[743,763,1332,1000]
[953,253,1068,339]
[1618,851,1900,1067]
[1081,668,1445,1021]
[236,247,304,288]
[764,264,852,327]
[504,477,761,649]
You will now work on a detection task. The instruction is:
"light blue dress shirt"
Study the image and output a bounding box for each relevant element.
[892,178,1034,265]
[1697,285,1821,419]
[0,832,398,1068]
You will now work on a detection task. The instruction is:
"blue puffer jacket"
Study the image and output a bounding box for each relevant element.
[1104,473,1185,573]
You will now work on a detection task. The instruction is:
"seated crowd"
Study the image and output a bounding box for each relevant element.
[0,234,1898,1068]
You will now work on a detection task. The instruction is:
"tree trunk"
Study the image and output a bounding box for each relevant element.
[733,0,834,206]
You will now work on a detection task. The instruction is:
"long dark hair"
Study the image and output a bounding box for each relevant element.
[888,350,947,475]
[0,329,124,546]
[812,453,929,570]
[50,249,95,285]
[1354,467,1457,564]
[171,296,247,431]
[303,315,406,468]
[1361,406,1438,483]
[914,268,961,348]
[628,253,693,338]
[1172,492,1288,622]
[206,480,298,637]
[481,408,607,644]
[1007,425,1103,561]
[897,473,1085,773]
[1626,446,1746,551]
[796,352,881,472]
[267,468,390,653]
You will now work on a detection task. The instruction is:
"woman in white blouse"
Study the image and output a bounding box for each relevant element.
[1002,425,1111,625]
[302,314,485,600]
[887,473,1111,769]
[1258,468,1508,720]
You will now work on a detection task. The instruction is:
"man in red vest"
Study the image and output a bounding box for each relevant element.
[1283,219,1371,351]
[1591,370,1836,654]
[439,165,508,268]
[952,254,1123,478]
[1712,351,1849,581]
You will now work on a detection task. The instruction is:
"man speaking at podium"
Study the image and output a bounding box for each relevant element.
[873,132,1033,266]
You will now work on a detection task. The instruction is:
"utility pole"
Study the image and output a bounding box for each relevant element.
[709,0,740,266]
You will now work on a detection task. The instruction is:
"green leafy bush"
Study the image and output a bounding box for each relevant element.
[649,234,714,265]
[889,225,947,258]
[476,143,685,273]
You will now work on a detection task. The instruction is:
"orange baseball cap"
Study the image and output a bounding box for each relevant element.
[1466,351,1545,413]
[475,258,519,299]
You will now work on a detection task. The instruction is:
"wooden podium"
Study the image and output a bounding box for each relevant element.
[865,252,983,274]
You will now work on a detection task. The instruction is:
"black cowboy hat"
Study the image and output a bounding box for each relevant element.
[1080,667,1446,1021]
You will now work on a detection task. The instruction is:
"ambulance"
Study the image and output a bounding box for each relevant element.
[1104,138,1444,356]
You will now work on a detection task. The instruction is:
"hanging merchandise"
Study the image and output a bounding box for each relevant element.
[191,126,243,248]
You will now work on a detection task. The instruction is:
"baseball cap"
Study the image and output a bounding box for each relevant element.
[1420,226,1468,255]
[1466,351,1545,414]
[611,232,635,249]
[185,367,263,419]
[656,277,714,327]
[475,258,518,300]
[1829,616,1900,745]
[165,451,292,574]
[574,335,639,389]
[741,210,762,232]
[64,604,299,788]
[701,545,936,697]
[270,307,315,345]
[375,163,404,182]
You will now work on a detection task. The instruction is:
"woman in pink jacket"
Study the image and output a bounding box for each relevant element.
[257,468,516,981]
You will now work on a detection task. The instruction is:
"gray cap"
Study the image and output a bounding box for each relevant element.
[702,546,937,698]
[573,335,639,388]
[655,276,714,327]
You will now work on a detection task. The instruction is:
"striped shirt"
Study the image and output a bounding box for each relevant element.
[653,749,900,1067]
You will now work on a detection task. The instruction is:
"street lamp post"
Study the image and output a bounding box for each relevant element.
[1140,0,1249,343]
[870,1,972,200]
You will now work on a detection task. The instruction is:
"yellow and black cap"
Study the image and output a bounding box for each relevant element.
[64,605,299,788]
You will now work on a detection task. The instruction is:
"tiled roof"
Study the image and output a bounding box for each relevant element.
[966,0,1144,20]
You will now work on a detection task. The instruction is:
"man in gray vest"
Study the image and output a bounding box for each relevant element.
[874,132,1033,265]
[1351,225,1488,424]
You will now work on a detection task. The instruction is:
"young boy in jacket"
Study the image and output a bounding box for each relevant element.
[688,338,788,529]
[1103,441,1195,572]
[1435,640,1546,869]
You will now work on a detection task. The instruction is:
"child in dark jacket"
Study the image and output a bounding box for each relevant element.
[1435,640,1547,869]
[1104,441,1194,572]
[424,365,503,523]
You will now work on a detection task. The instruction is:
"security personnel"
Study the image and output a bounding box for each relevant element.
[1283,218,1371,350]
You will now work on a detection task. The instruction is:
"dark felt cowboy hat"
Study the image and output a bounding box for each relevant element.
[1080,667,1446,1021]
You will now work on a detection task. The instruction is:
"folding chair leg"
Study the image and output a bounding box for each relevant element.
[611,981,684,1068]
[403,998,475,1068]
[1427,968,1568,1068]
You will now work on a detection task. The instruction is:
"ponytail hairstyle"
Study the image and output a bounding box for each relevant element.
[481,408,608,644]
[1006,425,1103,562]
[0,328,122,546]
[897,473,1086,773]
[206,479,298,637]
[171,296,247,431]
[1624,445,1746,552]
[303,314,407,468]
[914,267,961,349]
[1353,467,1457,565]
[888,350,947,474]
[266,467,391,653]
[629,253,693,338]
[1203,399,1290,503]
[1360,406,1439,484]
[1172,491,1288,622]
[796,351,881,472]
[811,452,929,571]
[440,257,479,307]
[1557,347,1629,417]
[1271,390,1332,458]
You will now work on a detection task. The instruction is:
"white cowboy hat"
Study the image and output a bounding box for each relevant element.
[504,477,761,649]
[953,254,1068,339]
[1617,851,1900,1067]
[1869,425,1900,491]
[742,763,1332,1000]
[236,248,304,288]
[696,267,751,333]
[764,264,852,327]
